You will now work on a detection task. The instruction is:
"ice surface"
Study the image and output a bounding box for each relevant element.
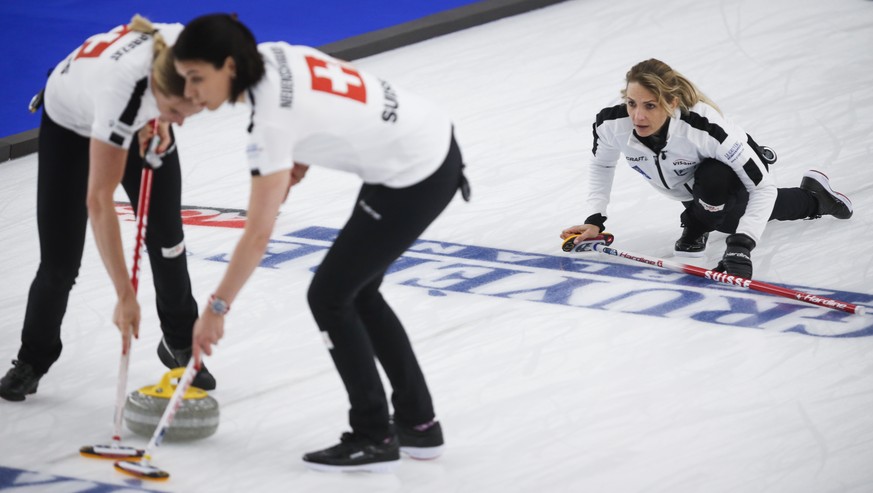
[2,0,873,491]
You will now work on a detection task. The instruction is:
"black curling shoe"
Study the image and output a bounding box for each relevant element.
[157,337,217,390]
[0,359,43,402]
[800,170,853,220]
[303,432,400,473]
[674,228,709,258]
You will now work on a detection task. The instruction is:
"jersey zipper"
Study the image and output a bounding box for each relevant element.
[654,151,669,188]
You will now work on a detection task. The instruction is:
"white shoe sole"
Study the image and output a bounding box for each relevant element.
[803,170,853,216]
[401,445,444,460]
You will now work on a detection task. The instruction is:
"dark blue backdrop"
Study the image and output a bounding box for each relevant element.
[0,1,478,139]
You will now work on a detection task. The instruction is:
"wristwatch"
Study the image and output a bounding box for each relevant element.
[208,294,230,316]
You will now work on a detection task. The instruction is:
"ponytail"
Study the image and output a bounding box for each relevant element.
[130,14,185,97]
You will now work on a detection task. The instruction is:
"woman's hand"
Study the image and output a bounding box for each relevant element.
[137,121,173,157]
[113,290,140,355]
[192,310,225,365]
[560,224,602,244]
[283,162,310,202]
[290,163,309,186]
[192,170,290,365]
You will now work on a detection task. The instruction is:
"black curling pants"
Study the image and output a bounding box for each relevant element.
[680,158,818,236]
[307,134,467,442]
[17,110,198,375]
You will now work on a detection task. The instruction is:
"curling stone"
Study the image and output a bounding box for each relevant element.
[124,367,219,441]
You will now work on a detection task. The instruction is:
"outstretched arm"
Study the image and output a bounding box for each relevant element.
[87,138,138,351]
[192,169,291,363]
[561,112,620,244]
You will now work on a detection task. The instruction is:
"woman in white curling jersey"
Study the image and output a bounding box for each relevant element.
[171,14,469,473]
[561,58,853,279]
[0,15,214,403]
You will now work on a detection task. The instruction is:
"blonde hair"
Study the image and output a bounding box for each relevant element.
[621,58,721,116]
[129,14,185,97]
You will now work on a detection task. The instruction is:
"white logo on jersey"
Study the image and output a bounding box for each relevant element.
[314,63,361,94]
[723,141,743,163]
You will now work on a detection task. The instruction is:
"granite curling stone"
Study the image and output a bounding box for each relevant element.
[124,367,219,441]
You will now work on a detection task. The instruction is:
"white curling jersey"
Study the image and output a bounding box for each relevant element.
[245,43,453,188]
[43,22,183,149]
[587,100,777,244]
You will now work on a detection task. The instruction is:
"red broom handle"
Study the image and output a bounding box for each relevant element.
[592,244,867,316]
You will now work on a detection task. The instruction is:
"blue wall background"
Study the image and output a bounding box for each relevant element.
[0,1,479,139]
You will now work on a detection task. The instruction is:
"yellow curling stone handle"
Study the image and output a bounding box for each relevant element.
[137,367,209,400]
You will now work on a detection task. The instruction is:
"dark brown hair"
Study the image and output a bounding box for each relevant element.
[173,13,265,102]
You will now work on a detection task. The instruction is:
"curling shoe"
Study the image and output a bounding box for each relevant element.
[0,359,43,402]
[393,418,445,460]
[674,228,709,258]
[303,432,400,473]
[157,337,216,391]
[800,170,853,219]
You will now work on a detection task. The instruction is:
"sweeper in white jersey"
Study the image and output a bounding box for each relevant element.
[1,15,214,402]
[170,13,470,473]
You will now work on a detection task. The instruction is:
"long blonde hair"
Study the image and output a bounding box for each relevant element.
[129,14,184,97]
[621,58,721,116]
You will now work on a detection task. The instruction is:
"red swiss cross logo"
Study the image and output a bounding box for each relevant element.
[75,24,131,60]
[305,55,367,103]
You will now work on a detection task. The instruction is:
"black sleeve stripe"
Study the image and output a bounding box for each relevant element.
[592,104,627,155]
[591,122,599,156]
[118,77,148,126]
[679,111,728,144]
[247,89,256,134]
[109,132,125,146]
[246,89,258,172]
[742,158,763,186]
